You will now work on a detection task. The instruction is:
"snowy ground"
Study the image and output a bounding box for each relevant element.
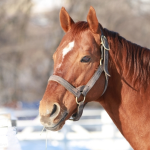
[0,107,133,150]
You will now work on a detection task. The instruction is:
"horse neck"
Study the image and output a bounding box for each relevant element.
[98,29,150,149]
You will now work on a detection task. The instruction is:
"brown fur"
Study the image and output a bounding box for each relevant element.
[39,6,150,150]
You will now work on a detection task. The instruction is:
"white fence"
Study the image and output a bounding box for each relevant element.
[0,107,133,150]
[14,108,133,150]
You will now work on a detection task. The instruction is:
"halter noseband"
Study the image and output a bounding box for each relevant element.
[48,30,110,121]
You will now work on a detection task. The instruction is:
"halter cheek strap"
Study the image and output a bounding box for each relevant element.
[48,32,110,121]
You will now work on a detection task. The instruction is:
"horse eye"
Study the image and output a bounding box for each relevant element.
[80,56,91,63]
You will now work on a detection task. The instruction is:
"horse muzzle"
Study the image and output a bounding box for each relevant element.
[39,102,68,131]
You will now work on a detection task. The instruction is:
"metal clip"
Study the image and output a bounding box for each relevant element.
[101,35,110,50]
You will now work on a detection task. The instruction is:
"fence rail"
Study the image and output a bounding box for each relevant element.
[0,107,132,150]
[14,108,133,150]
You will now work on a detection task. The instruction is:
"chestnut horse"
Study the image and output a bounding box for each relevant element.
[39,6,150,150]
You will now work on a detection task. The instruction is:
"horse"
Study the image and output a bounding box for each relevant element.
[39,6,150,150]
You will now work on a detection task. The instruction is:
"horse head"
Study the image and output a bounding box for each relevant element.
[39,6,106,131]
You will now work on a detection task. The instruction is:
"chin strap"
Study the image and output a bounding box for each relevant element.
[48,30,110,121]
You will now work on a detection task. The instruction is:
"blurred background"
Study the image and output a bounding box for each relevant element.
[0,0,150,150]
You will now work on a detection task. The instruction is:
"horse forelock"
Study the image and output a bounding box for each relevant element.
[104,28,150,89]
[70,21,89,37]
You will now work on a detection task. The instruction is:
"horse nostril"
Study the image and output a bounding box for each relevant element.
[50,104,57,117]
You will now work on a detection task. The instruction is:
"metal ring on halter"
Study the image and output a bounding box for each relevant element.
[76,96,86,105]
[100,58,103,66]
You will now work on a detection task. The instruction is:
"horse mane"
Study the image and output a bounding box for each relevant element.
[104,28,150,89]
[71,21,150,89]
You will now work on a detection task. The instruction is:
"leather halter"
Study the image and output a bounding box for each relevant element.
[48,30,110,121]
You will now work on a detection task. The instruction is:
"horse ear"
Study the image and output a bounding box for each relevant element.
[59,7,75,32]
[87,6,101,34]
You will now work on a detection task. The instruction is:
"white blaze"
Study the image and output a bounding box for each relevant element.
[56,41,74,70]
[62,41,74,58]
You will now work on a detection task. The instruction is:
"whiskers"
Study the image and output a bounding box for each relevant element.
[40,127,48,150]
[40,126,45,136]
[46,129,48,150]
